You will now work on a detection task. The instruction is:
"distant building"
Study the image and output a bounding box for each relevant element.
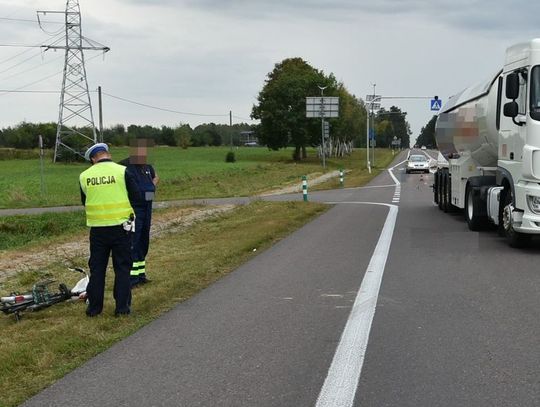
[240,131,259,146]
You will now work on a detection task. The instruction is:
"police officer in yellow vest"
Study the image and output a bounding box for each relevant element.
[80,143,140,317]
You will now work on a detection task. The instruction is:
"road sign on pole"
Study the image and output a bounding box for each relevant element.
[366,94,381,102]
[306,97,339,118]
[307,94,339,169]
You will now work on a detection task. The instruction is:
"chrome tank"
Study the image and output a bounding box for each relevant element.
[435,71,501,167]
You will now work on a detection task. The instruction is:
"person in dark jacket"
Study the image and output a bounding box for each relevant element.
[119,139,159,287]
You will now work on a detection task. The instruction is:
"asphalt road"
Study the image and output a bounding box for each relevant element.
[21,151,540,407]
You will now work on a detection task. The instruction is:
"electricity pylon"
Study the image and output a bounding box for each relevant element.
[38,0,109,162]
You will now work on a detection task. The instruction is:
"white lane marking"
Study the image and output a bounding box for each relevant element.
[387,162,401,204]
[316,161,402,406]
[342,184,397,190]
[387,160,404,186]
[315,202,398,407]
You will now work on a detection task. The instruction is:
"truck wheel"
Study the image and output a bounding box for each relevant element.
[465,184,485,231]
[502,189,531,247]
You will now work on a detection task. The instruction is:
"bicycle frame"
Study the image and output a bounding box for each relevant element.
[1,267,89,321]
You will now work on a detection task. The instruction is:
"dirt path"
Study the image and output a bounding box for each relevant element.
[0,205,235,284]
[259,170,339,196]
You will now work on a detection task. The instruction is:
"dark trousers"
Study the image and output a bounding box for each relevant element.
[87,225,132,315]
[132,202,152,263]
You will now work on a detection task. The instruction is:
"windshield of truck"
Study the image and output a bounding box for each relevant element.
[531,66,540,121]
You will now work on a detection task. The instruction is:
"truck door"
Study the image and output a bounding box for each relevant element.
[499,69,528,179]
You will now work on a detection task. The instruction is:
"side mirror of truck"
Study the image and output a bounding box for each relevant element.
[505,73,519,100]
[503,101,518,118]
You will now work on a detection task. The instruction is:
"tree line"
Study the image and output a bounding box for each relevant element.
[0,122,256,150]
[414,115,437,148]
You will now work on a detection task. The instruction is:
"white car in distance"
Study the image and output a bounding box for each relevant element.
[406,154,430,174]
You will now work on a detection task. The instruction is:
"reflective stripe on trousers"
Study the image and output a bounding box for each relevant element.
[131,260,145,276]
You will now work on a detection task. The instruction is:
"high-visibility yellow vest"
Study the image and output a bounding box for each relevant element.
[80,161,133,227]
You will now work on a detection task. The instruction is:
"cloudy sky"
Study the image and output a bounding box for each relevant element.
[0,0,538,146]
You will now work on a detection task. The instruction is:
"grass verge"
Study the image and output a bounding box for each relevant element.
[0,201,328,407]
[312,148,398,190]
[0,211,86,251]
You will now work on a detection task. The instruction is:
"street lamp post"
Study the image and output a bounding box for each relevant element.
[371,84,376,168]
[318,85,327,169]
[365,95,381,173]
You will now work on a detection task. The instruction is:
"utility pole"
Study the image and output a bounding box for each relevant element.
[38,0,110,162]
[230,110,233,150]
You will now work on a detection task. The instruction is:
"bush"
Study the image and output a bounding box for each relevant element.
[225,151,236,163]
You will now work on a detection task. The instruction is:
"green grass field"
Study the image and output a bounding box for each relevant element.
[0,146,397,209]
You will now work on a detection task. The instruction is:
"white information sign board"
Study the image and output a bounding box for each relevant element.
[306,97,339,118]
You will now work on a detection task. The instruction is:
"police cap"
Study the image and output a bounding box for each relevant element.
[84,143,109,161]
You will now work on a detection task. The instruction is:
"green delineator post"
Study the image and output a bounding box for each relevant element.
[339,168,344,187]
[302,175,308,201]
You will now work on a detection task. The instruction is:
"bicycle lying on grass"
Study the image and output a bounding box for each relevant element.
[0,267,88,322]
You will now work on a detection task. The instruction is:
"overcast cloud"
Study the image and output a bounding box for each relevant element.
[0,0,538,145]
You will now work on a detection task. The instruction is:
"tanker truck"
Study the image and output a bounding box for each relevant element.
[433,38,540,246]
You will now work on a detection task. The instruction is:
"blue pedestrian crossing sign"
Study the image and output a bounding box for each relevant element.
[431,98,442,111]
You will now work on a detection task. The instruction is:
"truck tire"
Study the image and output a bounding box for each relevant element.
[465,184,485,231]
[502,189,531,247]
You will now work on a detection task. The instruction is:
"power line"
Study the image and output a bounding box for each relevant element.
[0,44,43,48]
[0,89,59,93]
[0,51,43,75]
[0,54,63,81]
[0,16,63,24]
[0,52,105,97]
[0,53,102,97]
[0,47,36,66]
[0,32,64,66]
[103,92,230,117]
[0,17,37,23]
[233,115,257,122]
[0,70,61,96]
